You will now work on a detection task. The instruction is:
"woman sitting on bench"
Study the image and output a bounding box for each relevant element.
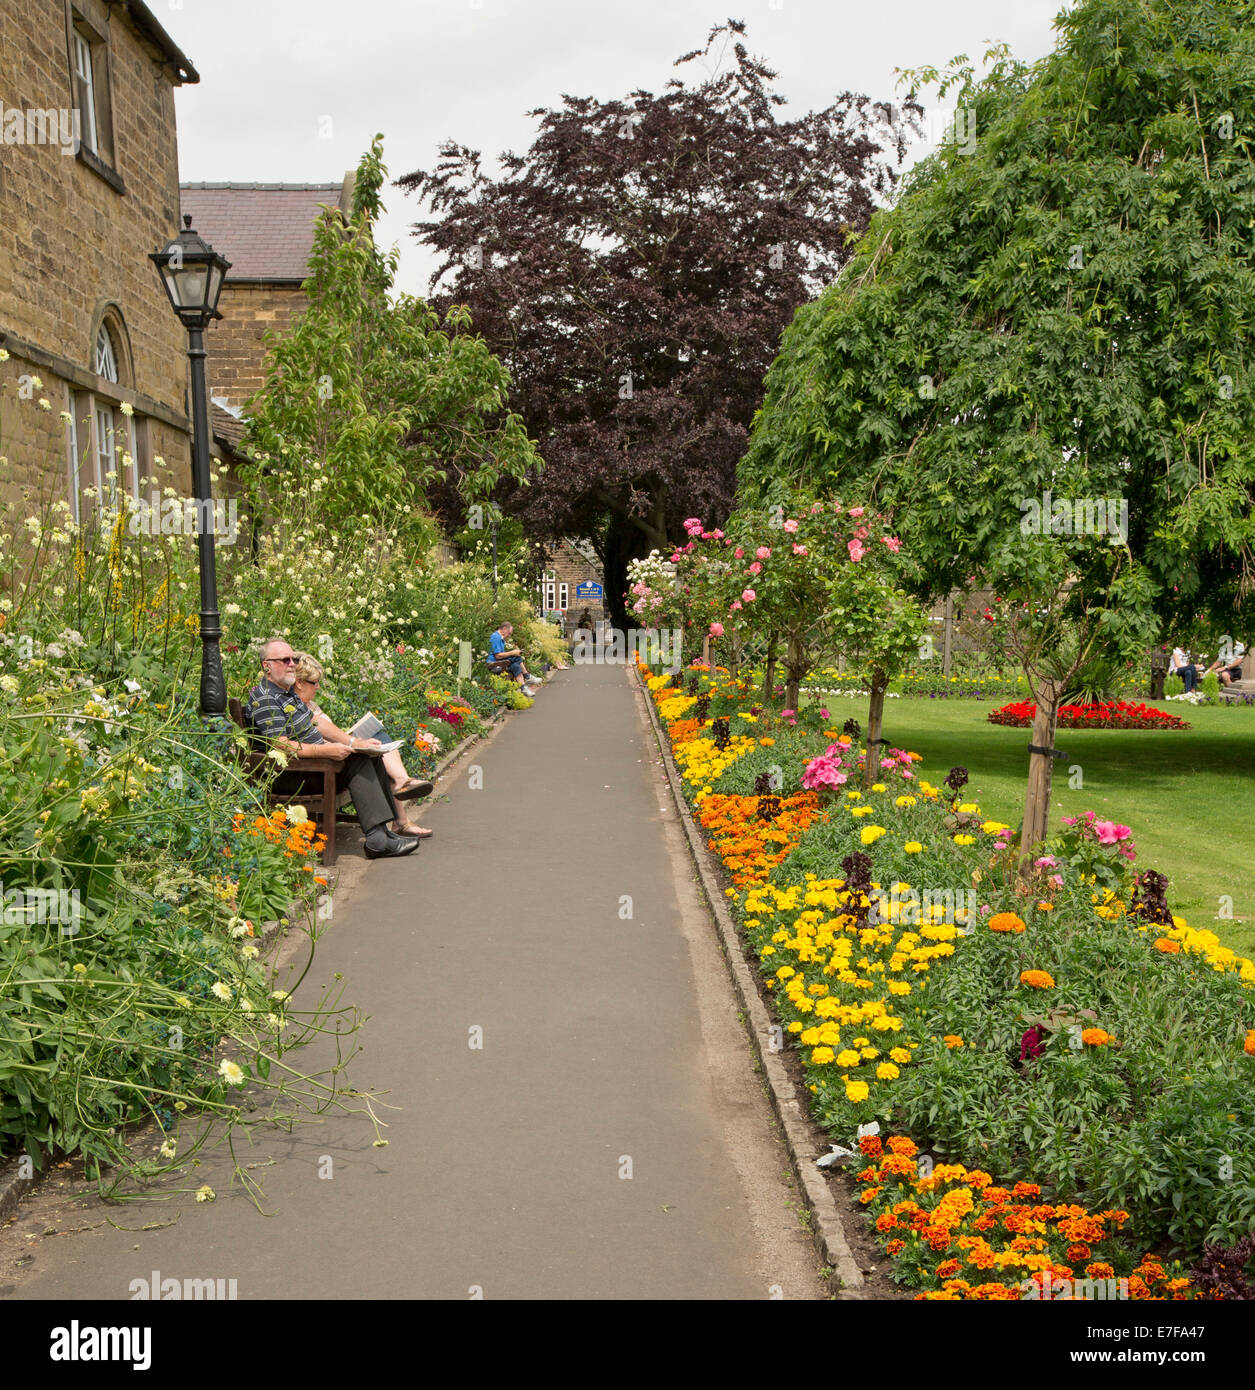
[292,652,434,839]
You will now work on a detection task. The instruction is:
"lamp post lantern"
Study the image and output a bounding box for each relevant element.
[150,216,231,715]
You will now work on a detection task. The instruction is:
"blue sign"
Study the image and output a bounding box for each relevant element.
[575,582,603,600]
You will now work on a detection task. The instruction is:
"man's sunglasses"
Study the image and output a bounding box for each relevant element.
[266,656,297,665]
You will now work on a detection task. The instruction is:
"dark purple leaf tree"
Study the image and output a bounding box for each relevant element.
[397,20,915,623]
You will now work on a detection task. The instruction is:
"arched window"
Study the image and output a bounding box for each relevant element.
[94,323,118,382]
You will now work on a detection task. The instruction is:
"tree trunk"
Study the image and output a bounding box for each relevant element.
[1019,675,1063,864]
[784,634,804,711]
[863,666,888,789]
[762,631,778,705]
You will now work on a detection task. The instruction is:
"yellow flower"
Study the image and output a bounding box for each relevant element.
[860,825,886,845]
[871,783,887,793]
[810,1046,835,1065]
[836,1049,862,1068]
[904,841,923,853]
[889,1047,911,1064]
[954,834,976,846]
[845,1081,869,1103]
[876,1063,899,1080]
[851,805,873,817]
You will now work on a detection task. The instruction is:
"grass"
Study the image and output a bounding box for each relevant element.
[792,691,1255,960]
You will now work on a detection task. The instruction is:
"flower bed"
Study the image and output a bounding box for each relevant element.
[643,661,1255,1299]
[988,699,1191,730]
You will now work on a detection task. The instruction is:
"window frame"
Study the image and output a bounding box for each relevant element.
[68,6,118,178]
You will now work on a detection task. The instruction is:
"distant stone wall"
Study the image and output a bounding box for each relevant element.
[204,282,307,413]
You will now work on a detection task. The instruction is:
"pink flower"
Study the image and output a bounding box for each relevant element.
[734,547,745,559]
[708,622,724,638]
[819,708,830,719]
[810,502,824,514]
[848,540,866,562]
[670,551,683,562]
[741,589,756,603]
[683,517,703,535]
[1093,820,1124,845]
[1034,856,1057,869]
[854,525,869,540]
[782,519,799,533]
[1048,874,1064,889]
[748,561,763,575]
[632,598,646,613]
[848,506,865,518]
[793,544,808,556]
[711,529,724,539]
[729,600,742,611]
[882,536,902,553]
[756,546,772,560]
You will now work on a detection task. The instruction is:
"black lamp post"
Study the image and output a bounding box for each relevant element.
[150,215,231,715]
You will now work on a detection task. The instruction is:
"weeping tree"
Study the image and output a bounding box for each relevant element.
[742,0,1255,849]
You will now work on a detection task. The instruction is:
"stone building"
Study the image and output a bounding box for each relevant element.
[178,179,355,416]
[539,539,605,625]
[0,0,199,521]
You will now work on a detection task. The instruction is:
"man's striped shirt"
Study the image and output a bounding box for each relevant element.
[244,679,324,747]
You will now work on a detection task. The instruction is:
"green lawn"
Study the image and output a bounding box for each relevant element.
[796,693,1255,960]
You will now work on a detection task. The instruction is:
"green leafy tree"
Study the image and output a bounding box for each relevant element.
[243,137,540,538]
[742,0,1255,844]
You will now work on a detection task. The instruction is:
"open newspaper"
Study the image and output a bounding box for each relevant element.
[347,711,403,755]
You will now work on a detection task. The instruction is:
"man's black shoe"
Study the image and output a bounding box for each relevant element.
[364,829,419,859]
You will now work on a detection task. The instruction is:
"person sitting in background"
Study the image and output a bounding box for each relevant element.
[292,652,434,840]
[1169,644,1197,693]
[1204,642,1247,686]
[487,620,541,694]
[244,637,416,859]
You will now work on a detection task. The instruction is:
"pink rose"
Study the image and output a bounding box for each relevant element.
[711,529,724,539]
[748,561,763,575]
[793,544,808,556]
[810,502,824,514]
[670,551,683,562]
[782,519,799,533]
[848,540,866,562]
[756,546,772,560]
[708,622,724,638]
[882,536,902,553]
[734,547,745,559]
[683,517,703,535]
[729,600,742,611]
[742,589,756,603]
[848,506,865,518]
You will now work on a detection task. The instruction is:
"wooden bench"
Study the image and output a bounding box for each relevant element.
[227,697,354,865]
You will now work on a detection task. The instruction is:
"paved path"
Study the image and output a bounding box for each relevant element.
[1,663,823,1301]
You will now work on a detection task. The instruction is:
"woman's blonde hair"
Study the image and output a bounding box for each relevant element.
[293,651,323,684]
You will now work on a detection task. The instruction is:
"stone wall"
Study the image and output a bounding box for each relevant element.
[203,282,307,413]
[0,0,194,517]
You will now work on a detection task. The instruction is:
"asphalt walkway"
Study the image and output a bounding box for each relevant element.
[2,662,821,1300]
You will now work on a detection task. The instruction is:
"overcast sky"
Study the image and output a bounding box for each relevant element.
[171,0,1071,297]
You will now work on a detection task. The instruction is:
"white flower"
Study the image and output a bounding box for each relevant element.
[269,989,289,1003]
[195,1185,216,1202]
[120,401,134,417]
[123,679,143,694]
[159,1140,177,1160]
[37,398,51,411]
[0,348,8,361]
[218,1058,245,1086]
[211,980,232,1001]
[241,944,259,960]
[0,675,18,694]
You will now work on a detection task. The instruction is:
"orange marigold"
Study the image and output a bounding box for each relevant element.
[989,912,1027,933]
[1154,938,1181,954]
[1019,969,1055,989]
[1245,1031,1255,1057]
[1081,1028,1112,1046]
[943,1034,964,1049]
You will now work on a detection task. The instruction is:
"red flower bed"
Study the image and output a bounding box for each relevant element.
[988,699,1190,730]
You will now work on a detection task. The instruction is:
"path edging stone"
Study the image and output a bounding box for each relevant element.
[634,664,866,1292]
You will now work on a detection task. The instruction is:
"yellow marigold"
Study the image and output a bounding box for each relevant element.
[860,825,887,845]
[851,805,874,817]
[954,834,976,846]
[1154,938,1181,954]
[943,1035,964,1049]
[1020,970,1055,989]
[835,1049,862,1068]
[1081,1029,1111,1046]
[890,1047,911,1064]
[846,1080,870,1103]
[810,1046,835,1065]
[904,841,923,854]
[876,1062,900,1080]
[988,912,1027,934]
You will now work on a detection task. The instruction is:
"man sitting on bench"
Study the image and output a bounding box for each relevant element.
[244,637,417,860]
[487,620,541,695]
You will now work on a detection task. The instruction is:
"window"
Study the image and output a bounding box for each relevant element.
[542,570,556,613]
[94,324,118,382]
[73,29,99,154]
[559,582,569,612]
[70,14,115,169]
[94,401,118,507]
